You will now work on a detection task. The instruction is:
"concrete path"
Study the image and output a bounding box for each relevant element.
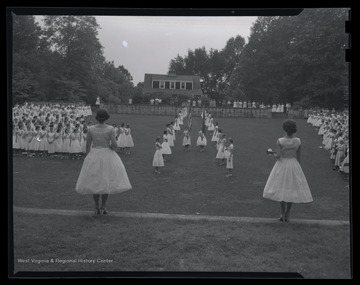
[13,206,349,226]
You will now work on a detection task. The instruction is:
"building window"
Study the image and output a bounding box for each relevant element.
[159,81,165,89]
[180,81,186,90]
[152,81,159,89]
[175,81,181,89]
[170,81,175,89]
[165,81,170,89]
[186,82,193,90]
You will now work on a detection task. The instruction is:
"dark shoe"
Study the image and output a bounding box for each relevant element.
[278,214,285,222]
[284,213,290,223]
[94,208,101,215]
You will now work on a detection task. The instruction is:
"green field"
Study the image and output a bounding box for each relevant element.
[11,112,351,278]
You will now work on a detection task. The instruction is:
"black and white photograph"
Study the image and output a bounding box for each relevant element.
[8,7,351,279]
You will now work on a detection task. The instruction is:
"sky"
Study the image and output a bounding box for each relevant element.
[95,16,258,85]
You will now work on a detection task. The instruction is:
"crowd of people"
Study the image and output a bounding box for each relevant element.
[12,102,93,159]
[203,111,235,177]
[152,107,188,174]
[306,109,349,176]
[151,107,235,177]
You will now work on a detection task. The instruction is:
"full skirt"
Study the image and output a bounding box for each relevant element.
[161,142,172,155]
[263,158,313,203]
[76,147,132,194]
[216,145,225,159]
[69,139,82,153]
[152,150,164,167]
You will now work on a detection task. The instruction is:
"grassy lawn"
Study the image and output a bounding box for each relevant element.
[13,212,350,278]
[11,112,351,278]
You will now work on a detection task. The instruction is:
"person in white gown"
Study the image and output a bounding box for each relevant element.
[263,120,313,222]
[76,109,132,215]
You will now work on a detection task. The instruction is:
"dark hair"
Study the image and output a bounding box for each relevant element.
[229,138,234,143]
[282,119,297,135]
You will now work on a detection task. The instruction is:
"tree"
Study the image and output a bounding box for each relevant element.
[227,9,349,109]
[12,15,43,104]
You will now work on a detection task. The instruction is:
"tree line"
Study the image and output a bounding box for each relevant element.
[11,9,349,110]
[12,15,142,105]
[168,8,349,110]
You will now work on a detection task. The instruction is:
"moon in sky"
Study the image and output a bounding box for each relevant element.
[122,40,128,48]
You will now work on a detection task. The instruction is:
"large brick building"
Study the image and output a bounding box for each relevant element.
[143,73,203,99]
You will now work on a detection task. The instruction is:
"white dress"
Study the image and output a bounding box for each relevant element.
[124,128,134,147]
[208,119,215,131]
[196,135,207,146]
[161,135,172,155]
[152,142,165,167]
[76,125,132,195]
[167,128,175,147]
[216,138,226,159]
[47,132,56,154]
[182,131,191,146]
[54,131,63,153]
[117,127,126,148]
[225,144,234,169]
[69,132,82,153]
[38,130,48,151]
[62,133,71,153]
[211,127,218,142]
[263,137,313,203]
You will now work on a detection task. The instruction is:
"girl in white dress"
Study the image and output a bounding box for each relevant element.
[207,117,215,134]
[161,130,172,161]
[76,109,132,215]
[170,122,176,142]
[124,124,134,155]
[38,125,48,156]
[178,111,184,125]
[216,133,226,166]
[196,130,207,152]
[117,123,126,154]
[62,127,72,158]
[54,125,64,155]
[69,125,82,159]
[173,117,181,133]
[166,124,175,147]
[263,120,313,222]
[47,124,56,156]
[152,137,164,174]
[216,129,223,150]
[211,123,219,145]
[225,138,234,177]
[27,125,36,152]
[32,125,41,153]
[334,138,346,170]
[182,129,191,151]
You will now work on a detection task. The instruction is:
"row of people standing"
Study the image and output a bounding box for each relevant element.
[12,102,93,159]
[152,107,188,174]
[13,122,88,159]
[204,112,234,177]
[113,124,134,155]
[307,110,349,175]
